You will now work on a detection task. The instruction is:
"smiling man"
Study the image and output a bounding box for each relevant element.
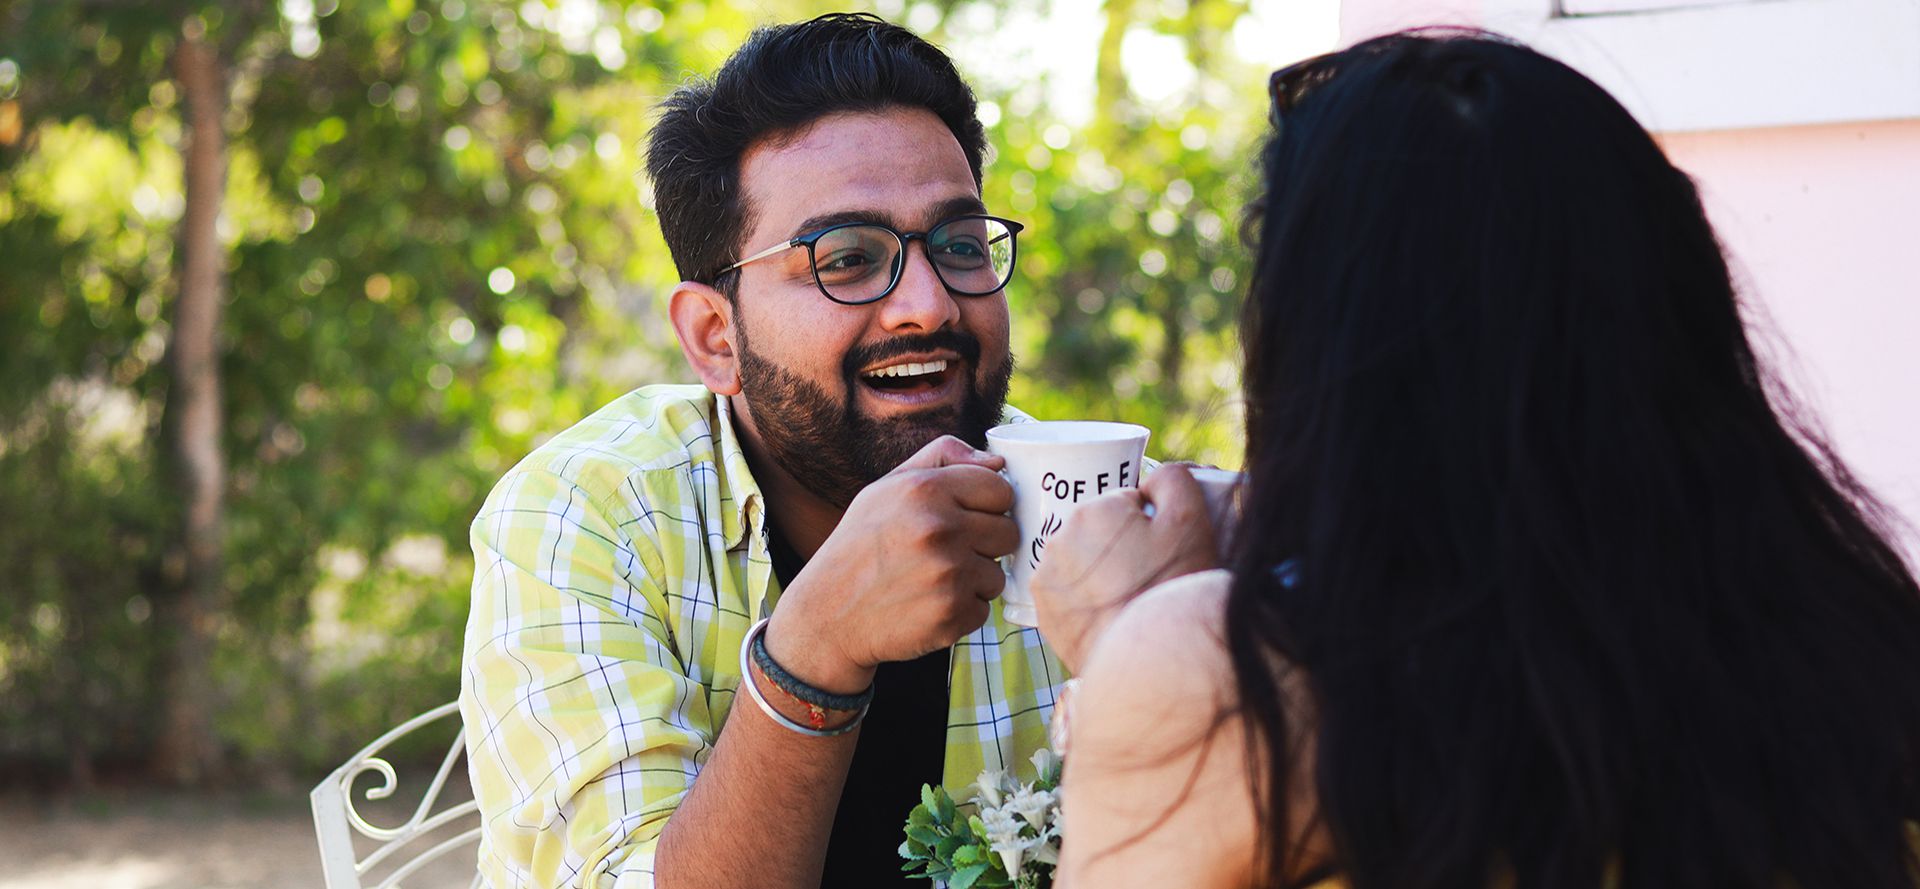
[458,14,1067,889]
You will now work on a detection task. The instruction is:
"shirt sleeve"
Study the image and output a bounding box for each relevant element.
[460,467,714,889]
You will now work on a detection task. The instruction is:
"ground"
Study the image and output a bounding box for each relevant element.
[0,787,478,889]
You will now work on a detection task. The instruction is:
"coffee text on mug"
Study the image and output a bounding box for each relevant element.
[1038,461,1136,503]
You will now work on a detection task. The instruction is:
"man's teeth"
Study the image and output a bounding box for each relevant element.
[863,359,949,379]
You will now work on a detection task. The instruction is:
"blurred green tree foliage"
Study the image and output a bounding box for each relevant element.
[0,0,1266,785]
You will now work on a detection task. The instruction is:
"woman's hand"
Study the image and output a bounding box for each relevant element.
[1029,464,1219,672]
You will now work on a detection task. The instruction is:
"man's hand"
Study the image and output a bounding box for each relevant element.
[765,435,1018,693]
[1028,463,1218,672]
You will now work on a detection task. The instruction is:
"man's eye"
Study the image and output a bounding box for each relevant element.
[816,249,890,283]
[935,239,985,258]
[819,250,876,271]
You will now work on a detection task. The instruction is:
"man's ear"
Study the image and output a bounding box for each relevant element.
[669,281,742,396]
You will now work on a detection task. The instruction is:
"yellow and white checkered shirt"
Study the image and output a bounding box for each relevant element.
[460,385,1068,889]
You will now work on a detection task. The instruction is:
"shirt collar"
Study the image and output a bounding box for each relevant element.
[713,394,766,553]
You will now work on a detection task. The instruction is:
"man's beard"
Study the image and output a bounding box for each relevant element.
[736,324,1013,509]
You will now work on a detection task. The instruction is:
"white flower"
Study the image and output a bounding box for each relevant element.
[993,838,1028,880]
[978,807,1023,846]
[1029,830,1061,867]
[972,768,1010,809]
[1006,784,1056,830]
[1030,746,1061,783]
[964,756,1066,884]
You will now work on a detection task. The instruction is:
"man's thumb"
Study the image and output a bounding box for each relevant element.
[898,435,1003,471]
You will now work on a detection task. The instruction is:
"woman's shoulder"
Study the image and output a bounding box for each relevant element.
[1057,568,1261,888]
[1073,568,1241,761]
[1133,566,1234,615]
[1080,568,1236,702]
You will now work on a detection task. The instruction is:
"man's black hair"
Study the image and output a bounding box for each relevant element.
[645,12,988,289]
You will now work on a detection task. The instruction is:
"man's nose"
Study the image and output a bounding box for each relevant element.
[875,242,961,333]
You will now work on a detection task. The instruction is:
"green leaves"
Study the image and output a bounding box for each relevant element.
[902,782,1020,886]
[950,862,993,889]
[0,0,714,776]
[903,770,1060,889]
[907,823,942,850]
[935,783,959,823]
[0,0,1265,782]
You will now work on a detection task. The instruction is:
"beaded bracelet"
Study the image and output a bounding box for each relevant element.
[749,622,875,712]
[737,618,871,738]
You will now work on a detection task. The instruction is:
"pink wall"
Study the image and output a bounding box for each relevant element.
[1334,3,1920,560]
[1659,121,1920,557]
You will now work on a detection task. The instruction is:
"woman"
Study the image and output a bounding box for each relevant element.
[1030,30,1920,889]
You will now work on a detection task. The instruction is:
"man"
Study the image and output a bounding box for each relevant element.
[460,14,1066,888]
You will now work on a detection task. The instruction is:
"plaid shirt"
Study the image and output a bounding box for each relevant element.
[460,385,1068,889]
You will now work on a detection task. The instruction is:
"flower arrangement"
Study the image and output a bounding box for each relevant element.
[900,748,1064,889]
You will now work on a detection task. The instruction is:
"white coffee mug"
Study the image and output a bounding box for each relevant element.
[986,420,1151,628]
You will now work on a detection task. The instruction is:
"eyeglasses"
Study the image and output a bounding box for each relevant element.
[1268,52,1342,132]
[714,214,1025,306]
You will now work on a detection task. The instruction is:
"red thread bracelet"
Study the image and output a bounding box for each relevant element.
[754,658,831,729]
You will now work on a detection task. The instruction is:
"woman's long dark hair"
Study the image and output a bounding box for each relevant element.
[1228,31,1920,889]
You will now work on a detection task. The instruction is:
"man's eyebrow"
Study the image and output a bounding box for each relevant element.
[787,196,992,240]
[789,209,892,239]
[928,195,989,221]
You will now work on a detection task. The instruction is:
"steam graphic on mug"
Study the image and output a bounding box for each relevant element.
[1029,513,1062,571]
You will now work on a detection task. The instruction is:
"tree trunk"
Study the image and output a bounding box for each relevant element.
[1158,297,1186,407]
[1093,0,1137,146]
[152,21,228,786]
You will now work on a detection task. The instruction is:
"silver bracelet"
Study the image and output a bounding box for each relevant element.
[737,618,868,738]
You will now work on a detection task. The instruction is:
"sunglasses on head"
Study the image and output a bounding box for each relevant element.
[1267,52,1344,132]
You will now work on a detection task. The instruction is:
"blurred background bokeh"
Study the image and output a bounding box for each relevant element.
[0,0,1333,795]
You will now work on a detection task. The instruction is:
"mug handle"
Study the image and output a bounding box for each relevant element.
[996,467,1016,583]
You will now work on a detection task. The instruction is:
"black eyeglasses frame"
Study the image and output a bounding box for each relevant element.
[713,214,1026,306]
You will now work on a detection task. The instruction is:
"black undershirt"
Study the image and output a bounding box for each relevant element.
[766,526,950,889]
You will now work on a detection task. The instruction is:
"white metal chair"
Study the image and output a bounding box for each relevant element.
[312,701,484,889]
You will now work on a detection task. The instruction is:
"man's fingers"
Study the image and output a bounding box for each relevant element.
[897,435,1004,472]
[967,556,1006,600]
[951,597,993,638]
[913,462,1016,515]
[960,510,1020,558]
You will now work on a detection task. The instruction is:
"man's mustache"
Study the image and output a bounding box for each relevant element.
[842,330,982,379]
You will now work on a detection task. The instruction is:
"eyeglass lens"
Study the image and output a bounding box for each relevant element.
[810,217,1017,303]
